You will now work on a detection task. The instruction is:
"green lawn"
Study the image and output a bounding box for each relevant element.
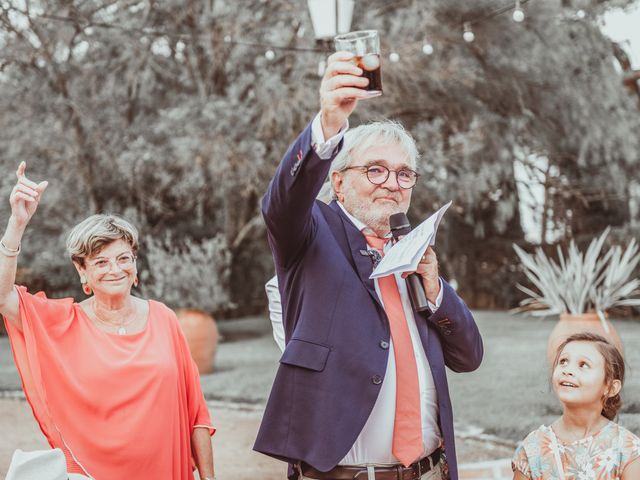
[447,311,640,442]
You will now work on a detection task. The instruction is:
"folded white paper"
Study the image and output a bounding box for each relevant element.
[369,201,452,279]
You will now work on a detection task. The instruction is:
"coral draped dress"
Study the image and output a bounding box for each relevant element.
[4,286,215,479]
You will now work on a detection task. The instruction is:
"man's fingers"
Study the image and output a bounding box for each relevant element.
[422,247,437,261]
[326,74,369,91]
[326,60,362,78]
[327,51,356,64]
[327,88,372,104]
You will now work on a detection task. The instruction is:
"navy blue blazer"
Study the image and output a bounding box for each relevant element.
[254,120,483,480]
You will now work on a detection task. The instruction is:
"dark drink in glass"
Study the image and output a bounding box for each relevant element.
[334,30,382,95]
[356,53,382,92]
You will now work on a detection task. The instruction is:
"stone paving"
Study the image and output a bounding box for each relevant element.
[459,459,512,480]
[0,315,515,479]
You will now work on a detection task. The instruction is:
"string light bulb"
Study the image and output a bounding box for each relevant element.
[265,50,275,60]
[512,0,525,22]
[389,52,400,62]
[463,22,475,43]
[422,42,434,55]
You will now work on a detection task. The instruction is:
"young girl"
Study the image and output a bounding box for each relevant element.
[512,332,640,479]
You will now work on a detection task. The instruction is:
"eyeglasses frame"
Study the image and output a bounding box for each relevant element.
[341,165,421,189]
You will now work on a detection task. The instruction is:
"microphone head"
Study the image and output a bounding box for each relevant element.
[389,212,411,239]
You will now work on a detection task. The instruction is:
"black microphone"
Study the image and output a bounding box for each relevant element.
[389,213,431,312]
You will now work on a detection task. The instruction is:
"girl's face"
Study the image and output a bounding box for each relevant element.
[552,341,619,410]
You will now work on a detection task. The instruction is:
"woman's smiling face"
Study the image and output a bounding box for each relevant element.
[76,239,137,298]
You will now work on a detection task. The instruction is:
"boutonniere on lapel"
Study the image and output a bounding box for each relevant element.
[360,249,382,268]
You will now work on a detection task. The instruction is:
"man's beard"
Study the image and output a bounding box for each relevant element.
[342,189,405,234]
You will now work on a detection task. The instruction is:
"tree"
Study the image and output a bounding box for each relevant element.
[1,0,637,313]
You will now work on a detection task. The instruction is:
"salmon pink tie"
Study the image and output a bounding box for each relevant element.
[365,235,423,467]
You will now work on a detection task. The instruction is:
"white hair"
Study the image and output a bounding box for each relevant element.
[66,214,139,266]
[317,120,419,202]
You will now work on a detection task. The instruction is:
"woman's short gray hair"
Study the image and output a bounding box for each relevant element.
[317,120,419,202]
[66,214,139,266]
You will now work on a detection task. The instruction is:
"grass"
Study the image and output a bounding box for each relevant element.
[447,311,640,442]
[2,310,638,446]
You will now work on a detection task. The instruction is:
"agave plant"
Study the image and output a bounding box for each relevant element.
[513,228,640,330]
[591,238,640,312]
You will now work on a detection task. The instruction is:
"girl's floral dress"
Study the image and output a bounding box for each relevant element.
[512,421,640,479]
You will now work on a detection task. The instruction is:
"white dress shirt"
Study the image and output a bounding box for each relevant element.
[266,113,443,466]
[265,276,285,352]
[332,204,442,466]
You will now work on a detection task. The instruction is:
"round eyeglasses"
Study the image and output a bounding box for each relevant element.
[342,165,420,189]
[87,253,137,273]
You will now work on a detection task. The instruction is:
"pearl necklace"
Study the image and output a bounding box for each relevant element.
[91,298,136,335]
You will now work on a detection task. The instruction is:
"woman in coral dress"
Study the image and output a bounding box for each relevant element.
[0,163,215,479]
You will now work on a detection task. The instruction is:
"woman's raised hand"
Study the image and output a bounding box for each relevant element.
[9,162,48,228]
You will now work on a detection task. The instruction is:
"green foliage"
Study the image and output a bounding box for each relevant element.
[0,0,638,311]
[140,234,232,313]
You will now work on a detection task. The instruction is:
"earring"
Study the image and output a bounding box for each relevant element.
[133,275,139,288]
[80,276,91,296]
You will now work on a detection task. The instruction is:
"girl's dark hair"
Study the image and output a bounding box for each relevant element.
[553,332,625,420]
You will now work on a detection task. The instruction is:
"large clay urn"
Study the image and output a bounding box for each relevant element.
[547,313,624,365]
[176,308,219,374]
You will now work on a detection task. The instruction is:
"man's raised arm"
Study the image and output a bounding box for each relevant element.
[261,52,374,269]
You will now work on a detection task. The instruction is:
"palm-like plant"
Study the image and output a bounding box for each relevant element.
[513,228,640,331]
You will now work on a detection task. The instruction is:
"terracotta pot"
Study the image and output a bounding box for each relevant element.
[176,308,219,374]
[547,312,624,365]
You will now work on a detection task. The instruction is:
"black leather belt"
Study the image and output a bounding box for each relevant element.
[300,448,441,480]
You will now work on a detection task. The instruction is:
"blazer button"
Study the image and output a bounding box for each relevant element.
[379,340,389,349]
[443,328,452,336]
[371,375,383,385]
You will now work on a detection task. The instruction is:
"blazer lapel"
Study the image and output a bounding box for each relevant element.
[329,202,383,309]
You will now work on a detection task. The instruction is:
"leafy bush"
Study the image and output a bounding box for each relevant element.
[139,234,232,314]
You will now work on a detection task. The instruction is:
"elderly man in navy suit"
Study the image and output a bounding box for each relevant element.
[254,52,483,480]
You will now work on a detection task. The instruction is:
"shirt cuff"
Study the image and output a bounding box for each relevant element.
[311,112,349,160]
[427,278,444,311]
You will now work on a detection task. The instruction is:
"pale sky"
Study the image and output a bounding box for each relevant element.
[514,2,640,244]
[600,1,640,69]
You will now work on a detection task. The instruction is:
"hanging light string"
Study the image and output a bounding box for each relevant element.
[222,38,324,53]
[464,0,531,27]
[17,0,536,58]
[459,0,531,42]
[33,12,327,52]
